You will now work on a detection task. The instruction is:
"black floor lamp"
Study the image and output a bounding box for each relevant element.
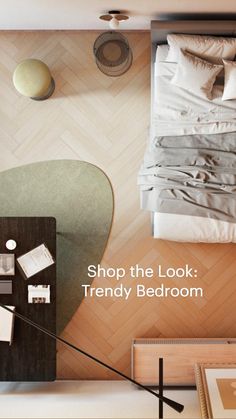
[0,304,184,418]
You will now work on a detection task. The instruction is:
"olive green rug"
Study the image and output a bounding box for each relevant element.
[0,160,113,333]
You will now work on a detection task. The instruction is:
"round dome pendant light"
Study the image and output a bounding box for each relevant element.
[93,31,133,77]
[99,11,129,30]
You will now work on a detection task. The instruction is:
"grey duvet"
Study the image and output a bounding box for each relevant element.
[139,132,236,225]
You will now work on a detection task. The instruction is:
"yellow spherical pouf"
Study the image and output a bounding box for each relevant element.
[13,59,55,100]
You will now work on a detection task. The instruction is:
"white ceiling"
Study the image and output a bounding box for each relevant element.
[1,0,236,29]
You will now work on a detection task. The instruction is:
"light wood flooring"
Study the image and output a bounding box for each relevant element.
[0,31,236,380]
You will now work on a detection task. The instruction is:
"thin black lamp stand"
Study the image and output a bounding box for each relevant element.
[0,304,184,418]
[159,358,164,419]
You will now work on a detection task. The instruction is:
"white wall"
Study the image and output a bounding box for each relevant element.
[1,0,236,30]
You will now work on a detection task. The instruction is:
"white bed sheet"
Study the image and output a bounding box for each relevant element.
[153,213,236,242]
[153,60,236,137]
[152,44,236,242]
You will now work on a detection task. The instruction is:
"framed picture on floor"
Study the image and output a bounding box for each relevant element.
[195,363,236,419]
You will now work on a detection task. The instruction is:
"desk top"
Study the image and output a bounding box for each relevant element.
[0,217,56,381]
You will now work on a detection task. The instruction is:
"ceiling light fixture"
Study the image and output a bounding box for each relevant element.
[99,10,129,30]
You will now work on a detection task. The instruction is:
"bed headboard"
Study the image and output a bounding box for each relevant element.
[151,19,236,45]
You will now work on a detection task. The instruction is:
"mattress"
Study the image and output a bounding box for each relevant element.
[139,44,236,242]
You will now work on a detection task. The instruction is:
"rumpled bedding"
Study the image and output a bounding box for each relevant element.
[139,132,236,223]
[139,48,236,242]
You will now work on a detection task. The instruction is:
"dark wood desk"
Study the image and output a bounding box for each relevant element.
[0,217,56,381]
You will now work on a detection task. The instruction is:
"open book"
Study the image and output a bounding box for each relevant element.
[17,244,54,279]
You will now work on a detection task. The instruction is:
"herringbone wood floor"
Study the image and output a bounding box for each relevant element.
[0,31,236,380]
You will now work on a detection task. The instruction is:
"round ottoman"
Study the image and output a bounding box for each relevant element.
[13,59,55,100]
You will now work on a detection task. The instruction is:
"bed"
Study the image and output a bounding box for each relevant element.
[138,19,236,242]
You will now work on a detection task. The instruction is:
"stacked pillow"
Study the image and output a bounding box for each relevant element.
[166,33,236,101]
[222,59,236,100]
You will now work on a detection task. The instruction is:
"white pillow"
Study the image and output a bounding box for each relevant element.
[171,49,223,100]
[166,34,236,63]
[222,59,236,101]
[155,44,169,63]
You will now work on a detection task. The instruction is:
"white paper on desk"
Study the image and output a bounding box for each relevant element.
[17,244,54,278]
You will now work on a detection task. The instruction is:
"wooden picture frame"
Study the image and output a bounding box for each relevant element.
[195,363,236,418]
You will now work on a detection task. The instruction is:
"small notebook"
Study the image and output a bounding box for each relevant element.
[0,280,12,294]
